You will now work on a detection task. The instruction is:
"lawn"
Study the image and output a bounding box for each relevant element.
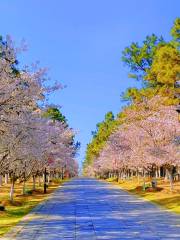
[106,177,180,214]
[0,179,66,236]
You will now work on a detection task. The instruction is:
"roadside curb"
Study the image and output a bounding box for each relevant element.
[101,179,180,216]
[1,184,64,239]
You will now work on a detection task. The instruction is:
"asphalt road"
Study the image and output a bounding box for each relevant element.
[3,178,180,240]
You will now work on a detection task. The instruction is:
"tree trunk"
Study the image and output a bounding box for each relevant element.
[178,167,180,181]
[165,168,169,180]
[158,167,161,178]
[10,179,15,202]
[162,167,165,178]
[61,168,64,180]
[142,169,146,191]
[0,175,2,186]
[167,167,174,191]
[22,180,26,195]
[137,173,140,185]
[118,171,121,182]
[33,176,36,191]
[38,175,41,187]
[44,168,47,194]
[155,168,158,178]
[5,173,8,184]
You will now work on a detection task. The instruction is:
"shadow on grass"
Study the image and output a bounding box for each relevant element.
[115,182,180,214]
[0,182,62,236]
[3,178,180,240]
[152,196,180,210]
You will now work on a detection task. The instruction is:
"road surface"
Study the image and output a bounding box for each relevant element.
[3,178,180,240]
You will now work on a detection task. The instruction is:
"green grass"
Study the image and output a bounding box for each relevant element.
[0,202,36,235]
[106,177,180,214]
[0,179,67,236]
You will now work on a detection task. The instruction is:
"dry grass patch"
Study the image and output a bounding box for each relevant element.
[0,179,66,236]
[107,177,180,214]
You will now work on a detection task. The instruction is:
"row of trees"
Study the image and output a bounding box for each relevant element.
[0,36,78,201]
[83,18,180,190]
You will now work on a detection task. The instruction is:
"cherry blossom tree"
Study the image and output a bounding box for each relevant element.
[0,36,79,201]
[92,96,180,191]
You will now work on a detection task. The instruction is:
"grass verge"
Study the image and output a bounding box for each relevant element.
[106,177,180,214]
[0,179,67,236]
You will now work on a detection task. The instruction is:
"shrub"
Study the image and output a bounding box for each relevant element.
[25,189,33,195]
[0,205,5,211]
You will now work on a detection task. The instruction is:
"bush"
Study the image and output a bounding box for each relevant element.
[24,189,33,195]
[0,205,5,211]
[142,183,151,191]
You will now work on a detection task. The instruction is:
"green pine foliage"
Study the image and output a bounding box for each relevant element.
[122,34,165,81]
[43,107,67,124]
[83,112,119,169]
[171,18,180,44]
[121,18,180,105]
[83,18,180,173]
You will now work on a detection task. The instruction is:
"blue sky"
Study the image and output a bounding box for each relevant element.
[0,0,179,168]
